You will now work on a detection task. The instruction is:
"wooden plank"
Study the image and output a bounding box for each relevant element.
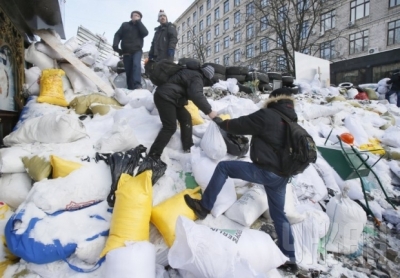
[34,29,114,97]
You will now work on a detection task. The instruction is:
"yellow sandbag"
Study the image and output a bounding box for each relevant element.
[22,156,52,181]
[90,103,121,115]
[365,88,378,100]
[69,94,121,114]
[50,155,82,178]
[37,69,69,107]
[151,187,201,247]
[185,101,204,125]
[100,171,153,257]
[359,140,385,155]
[219,114,231,121]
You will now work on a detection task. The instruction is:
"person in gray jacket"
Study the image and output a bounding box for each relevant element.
[149,10,178,61]
[113,11,148,90]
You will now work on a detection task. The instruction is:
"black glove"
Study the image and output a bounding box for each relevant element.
[213,116,223,125]
[113,46,122,56]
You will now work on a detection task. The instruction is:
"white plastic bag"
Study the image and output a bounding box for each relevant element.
[60,63,98,94]
[0,173,32,209]
[35,42,63,60]
[0,146,31,173]
[200,121,227,160]
[25,43,54,70]
[64,36,81,52]
[74,41,99,66]
[291,164,328,203]
[96,120,139,153]
[24,67,41,96]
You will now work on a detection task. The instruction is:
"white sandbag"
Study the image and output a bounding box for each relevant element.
[169,216,287,278]
[105,242,156,278]
[35,41,63,60]
[388,160,400,179]
[0,147,31,173]
[377,78,391,95]
[224,184,268,227]
[292,164,328,203]
[25,43,54,70]
[60,63,98,94]
[319,124,350,145]
[325,188,367,255]
[302,104,341,120]
[360,200,384,221]
[125,89,154,108]
[263,183,306,224]
[3,113,87,146]
[313,155,341,192]
[191,149,236,217]
[192,122,208,138]
[200,121,227,160]
[74,41,99,66]
[347,88,359,99]
[381,126,400,148]
[103,54,120,67]
[64,36,81,52]
[344,114,370,145]
[96,120,139,153]
[0,173,32,209]
[24,67,41,96]
[29,161,111,214]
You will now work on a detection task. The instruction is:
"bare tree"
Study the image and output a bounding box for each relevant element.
[177,28,210,64]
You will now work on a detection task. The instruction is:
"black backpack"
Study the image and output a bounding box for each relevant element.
[145,59,183,86]
[219,129,249,157]
[271,109,317,177]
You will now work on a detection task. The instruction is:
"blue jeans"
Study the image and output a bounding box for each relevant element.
[385,89,400,107]
[123,51,142,90]
[201,161,295,261]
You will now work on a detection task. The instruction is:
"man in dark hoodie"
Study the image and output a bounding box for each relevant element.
[149,10,178,61]
[113,11,149,90]
[184,87,299,275]
[386,70,400,107]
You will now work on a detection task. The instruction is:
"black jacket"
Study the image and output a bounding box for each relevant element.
[387,73,400,91]
[149,23,178,61]
[164,68,212,115]
[113,20,149,54]
[217,96,297,176]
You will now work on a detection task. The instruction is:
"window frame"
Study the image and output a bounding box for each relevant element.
[234,49,241,62]
[234,11,241,24]
[321,10,336,32]
[215,41,220,53]
[224,36,230,48]
[349,29,369,55]
[320,40,335,59]
[388,19,400,46]
[215,7,220,20]
[224,0,230,14]
[246,43,254,58]
[260,38,268,52]
[224,18,230,30]
[350,0,370,22]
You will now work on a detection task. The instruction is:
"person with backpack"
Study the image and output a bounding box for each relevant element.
[147,64,218,159]
[113,11,148,90]
[386,70,400,107]
[149,10,178,62]
[184,87,305,275]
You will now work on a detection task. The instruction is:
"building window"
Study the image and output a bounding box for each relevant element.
[215,57,220,64]
[215,24,220,36]
[182,22,186,31]
[297,0,310,11]
[187,31,191,39]
[234,30,241,43]
[187,17,191,25]
[350,0,369,22]
[246,3,254,16]
[200,5,204,16]
[187,45,190,54]
[390,0,400,7]
[207,30,211,41]
[260,60,268,71]
[234,11,241,24]
[224,0,230,13]
[246,44,253,58]
[234,0,240,7]
[200,20,204,31]
[215,7,220,20]
[261,0,268,8]
[278,5,287,22]
[182,35,185,43]
[260,16,268,31]
[277,30,286,47]
[207,46,211,57]
[276,56,287,71]
[320,40,335,59]
[246,24,254,39]
[300,21,309,39]
[321,10,336,32]
[260,38,268,52]
[177,26,180,34]
[349,30,369,54]
[224,36,230,48]
[215,41,220,53]
[234,49,241,62]
[388,19,400,46]
[199,35,204,45]
[224,18,229,30]
[207,0,211,10]
[207,14,211,26]
[182,47,186,56]
[193,25,197,35]
[224,54,230,66]
[193,11,197,22]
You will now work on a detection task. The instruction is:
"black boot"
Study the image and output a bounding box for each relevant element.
[184,194,210,220]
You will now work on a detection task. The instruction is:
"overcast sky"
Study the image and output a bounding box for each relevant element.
[64,0,194,51]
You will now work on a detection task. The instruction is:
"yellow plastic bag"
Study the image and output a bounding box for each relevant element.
[219,114,231,121]
[100,171,153,257]
[50,155,82,178]
[37,69,69,107]
[1,204,19,276]
[90,103,121,115]
[185,101,204,125]
[359,139,385,155]
[151,187,201,247]
[69,94,121,114]
[22,156,52,181]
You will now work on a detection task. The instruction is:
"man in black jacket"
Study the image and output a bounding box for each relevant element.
[148,65,217,158]
[149,10,178,61]
[184,87,299,274]
[386,70,400,107]
[113,11,148,90]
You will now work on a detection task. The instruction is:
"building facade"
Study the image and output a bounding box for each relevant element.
[174,0,400,84]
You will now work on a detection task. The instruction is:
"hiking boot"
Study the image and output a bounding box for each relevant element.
[184,194,209,220]
[278,261,299,275]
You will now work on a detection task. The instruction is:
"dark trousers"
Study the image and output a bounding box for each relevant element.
[386,89,400,107]
[148,94,193,157]
[123,51,142,90]
[200,161,295,262]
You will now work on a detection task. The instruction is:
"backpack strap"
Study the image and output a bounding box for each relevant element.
[270,108,293,123]
[270,108,293,153]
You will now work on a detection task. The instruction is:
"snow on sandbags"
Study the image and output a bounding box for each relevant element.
[212,78,239,95]
[168,216,288,278]
[313,155,341,193]
[25,43,54,70]
[319,124,350,145]
[224,184,268,227]
[28,161,111,214]
[105,242,156,278]
[301,104,342,120]
[114,88,152,106]
[73,41,99,66]
[60,63,98,94]
[103,54,120,68]
[64,36,81,52]
[292,164,328,203]
[35,41,63,60]
[192,122,209,138]
[325,188,367,255]
[381,126,400,148]
[3,113,87,146]
[24,67,41,96]
[191,148,236,217]
[0,147,31,173]
[216,95,259,118]
[95,120,139,153]
[344,114,370,145]
[200,121,227,161]
[388,160,400,179]
[0,173,32,209]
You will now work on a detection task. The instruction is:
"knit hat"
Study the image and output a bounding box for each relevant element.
[201,65,215,80]
[158,10,167,22]
[131,10,143,19]
[269,87,293,98]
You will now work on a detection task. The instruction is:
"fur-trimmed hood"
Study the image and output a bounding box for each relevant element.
[263,95,295,108]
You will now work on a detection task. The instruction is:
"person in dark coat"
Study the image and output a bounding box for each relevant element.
[148,65,218,158]
[386,70,400,107]
[184,87,299,275]
[149,10,178,62]
[113,11,149,90]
